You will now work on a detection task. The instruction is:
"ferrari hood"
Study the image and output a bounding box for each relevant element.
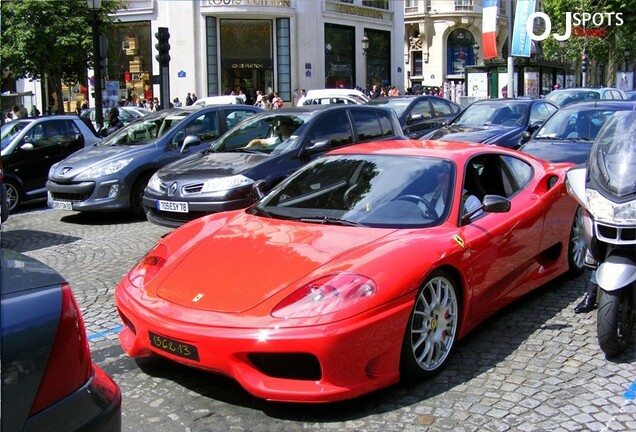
[427,124,510,143]
[158,151,270,182]
[155,213,393,313]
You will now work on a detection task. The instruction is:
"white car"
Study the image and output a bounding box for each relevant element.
[193,95,245,106]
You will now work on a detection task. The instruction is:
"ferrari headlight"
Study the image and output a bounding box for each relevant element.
[76,158,133,180]
[146,173,163,193]
[128,243,169,289]
[272,273,377,319]
[200,175,254,193]
[586,189,636,224]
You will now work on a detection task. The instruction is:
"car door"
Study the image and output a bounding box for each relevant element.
[458,153,544,323]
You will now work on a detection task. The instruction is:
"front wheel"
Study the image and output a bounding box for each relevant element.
[400,270,460,379]
[597,287,634,357]
[567,205,586,276]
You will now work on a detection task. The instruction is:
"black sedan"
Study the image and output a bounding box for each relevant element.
[143,104,404,228]
[518,100,636,164]
[367,95,462,138]
[422,98,557,148]
[1,249,121,432]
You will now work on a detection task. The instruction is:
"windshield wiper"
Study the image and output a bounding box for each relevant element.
[250,206,272,218]
[228,147,264,153]
[299,216,366,227]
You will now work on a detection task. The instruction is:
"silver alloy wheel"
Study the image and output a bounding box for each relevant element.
[570,206,586,271]
[5,182,19,212]
[409,275,459,372]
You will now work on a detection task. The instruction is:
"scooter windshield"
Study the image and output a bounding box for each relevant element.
[588,111,636,198]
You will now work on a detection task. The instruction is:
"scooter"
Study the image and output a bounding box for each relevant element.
[565,111,636,357]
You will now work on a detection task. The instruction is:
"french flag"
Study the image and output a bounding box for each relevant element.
[482,0,498,59]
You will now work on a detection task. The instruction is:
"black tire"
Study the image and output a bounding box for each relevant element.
[4,180,21,212]
[400,269,460,379]
[568,205,586,276]
[597,287,634,357]
[131,173,152,219]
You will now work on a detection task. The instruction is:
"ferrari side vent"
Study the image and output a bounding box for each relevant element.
[248,353,322,381]
[547,175,559,190]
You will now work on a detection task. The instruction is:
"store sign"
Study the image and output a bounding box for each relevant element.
[527,11,623,41]
[204,0,290,6]
[335,4,383,20]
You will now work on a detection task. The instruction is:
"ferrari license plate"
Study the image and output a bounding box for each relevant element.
[148,331,200,361]
[51,200,73,211]
[157,200,189,213]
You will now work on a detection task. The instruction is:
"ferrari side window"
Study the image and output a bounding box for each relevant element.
[500,155,533,195]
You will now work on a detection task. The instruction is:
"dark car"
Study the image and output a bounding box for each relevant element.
[422,98,558,148]
[1,249,122,432]
[518,100,636,164]
[367,95,462,138]
[81,106,152,130]
[545,87,626,107]
[1,161,8,222]
[1,115,102,211]
[143,104,405,228]
[47,105,262,217]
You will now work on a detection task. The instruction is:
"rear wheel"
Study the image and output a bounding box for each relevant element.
[131,173,152,219]
[5,180,20,212]
[597,286,634,357]
[568,206,586,276]
[400,270,460,379]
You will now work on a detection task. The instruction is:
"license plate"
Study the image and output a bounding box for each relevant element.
[157,200,189,213]
[148,331,200,361]
[51,200,73,211]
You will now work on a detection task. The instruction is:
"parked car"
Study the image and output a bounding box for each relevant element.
[143,104,404,228]
[81,106,151,130]
[116,139,584,402]
[422,98,558,148]
[1,249,122,431]
[545,87,626,107]
[367,95,462,138]
[518,100,636,164]
[624,90,636,100]
[298,88,370,105]
[193,95,245,106]
[46,105,263,217]
[1,115,102,211]
[1,160,8,222]
[297,94,367,106]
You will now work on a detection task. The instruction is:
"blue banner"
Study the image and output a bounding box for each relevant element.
[511,0,535,57]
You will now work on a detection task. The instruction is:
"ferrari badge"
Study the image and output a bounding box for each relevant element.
[452,235,465,249]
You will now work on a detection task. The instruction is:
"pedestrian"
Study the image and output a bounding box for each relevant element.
[173,97,182,107]
[191,93,198,103]
[186,92,193,106]
[11,105,21,119]
[292,88,301,106]
[271,92,283,109]
[101,107,124,136]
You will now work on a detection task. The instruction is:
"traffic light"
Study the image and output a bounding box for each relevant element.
[581,54,588,73]
[155,27,171,66]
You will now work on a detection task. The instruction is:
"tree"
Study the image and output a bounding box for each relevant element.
[0,0,123,114]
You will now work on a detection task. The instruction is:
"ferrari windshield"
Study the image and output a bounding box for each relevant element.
[98,109,190,146]
[534,108,619,141]
[211,113,310,155]
[588,111,636,197]
[452,101,528,127]
[253,154,455,228]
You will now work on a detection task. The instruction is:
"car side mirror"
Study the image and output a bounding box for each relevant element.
[461,194,510,225]
[520,131,532,144]
[527,121,543,133]
[19,142,35,151]
[300,139,329,158]
[410,113,423,122]
[252,179,267,199]
[180,135,202,153]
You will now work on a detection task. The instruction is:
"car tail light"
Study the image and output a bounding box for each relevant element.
[29,283,92,415]
[272,273,377,318]
[128,243,169,288]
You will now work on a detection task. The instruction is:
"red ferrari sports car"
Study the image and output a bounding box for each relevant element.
[115,140,585,402]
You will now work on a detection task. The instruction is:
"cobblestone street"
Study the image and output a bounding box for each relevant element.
[2,205,635,432]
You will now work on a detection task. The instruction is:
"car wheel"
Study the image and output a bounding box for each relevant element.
[400,269,460,379]
[5,180,20,212]
[568,205,586,276]
[131,173,152,219]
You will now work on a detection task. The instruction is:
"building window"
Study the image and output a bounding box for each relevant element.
[276,19,291,102]
[454,0,474,11]
[206,17,219,97]
[325,24,355,89]
[413,51,423,77]
[366,29,391,88]
[363,0,389,9]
